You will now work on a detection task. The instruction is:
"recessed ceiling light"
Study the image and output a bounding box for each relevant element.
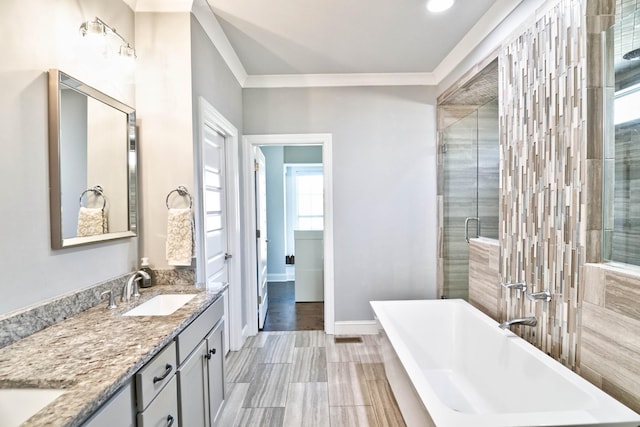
[426,0,454,13]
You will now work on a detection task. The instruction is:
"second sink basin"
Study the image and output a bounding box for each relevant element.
[0,388,65,427]
[123,294,197,316]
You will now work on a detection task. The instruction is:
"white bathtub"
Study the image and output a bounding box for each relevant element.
[370,299,640,427]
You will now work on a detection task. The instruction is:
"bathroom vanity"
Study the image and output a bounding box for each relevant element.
[0,283,226,427]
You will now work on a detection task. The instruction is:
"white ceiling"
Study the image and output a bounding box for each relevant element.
[130,0,524,87]
[207,0,498,75]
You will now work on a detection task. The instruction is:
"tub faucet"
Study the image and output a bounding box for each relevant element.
[499,317,537,329]
[122,271,150,302]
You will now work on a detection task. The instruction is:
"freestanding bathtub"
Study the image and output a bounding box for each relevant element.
[370,299,640,427]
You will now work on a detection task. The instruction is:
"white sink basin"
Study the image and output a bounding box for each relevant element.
[0,388,65,427]
[123,294,196,316]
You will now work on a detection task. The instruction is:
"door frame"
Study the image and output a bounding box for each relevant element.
[196,97,243,351]
[242,133,335,336]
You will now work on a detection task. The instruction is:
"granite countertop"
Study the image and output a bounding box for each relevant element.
[0,283,226,427]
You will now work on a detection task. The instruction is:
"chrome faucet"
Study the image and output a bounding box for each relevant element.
[527,290,551,302]
[499,317,537,329]
[501,282,527,291]
[122,271,150,302]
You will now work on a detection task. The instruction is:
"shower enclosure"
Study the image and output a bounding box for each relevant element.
[440,96,499,299]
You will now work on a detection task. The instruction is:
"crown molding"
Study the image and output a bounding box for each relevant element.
[243,72,437,88]
[148,0,523,88]
[192,0,248,86]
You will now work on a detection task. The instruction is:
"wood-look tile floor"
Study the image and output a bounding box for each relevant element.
[220,331,406,427]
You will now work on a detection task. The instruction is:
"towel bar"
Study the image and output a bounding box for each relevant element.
[166,186,193,209]
[79,185,106,209]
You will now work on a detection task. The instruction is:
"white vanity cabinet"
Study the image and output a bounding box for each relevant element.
[135,341,179,427]
[177,340,209,426]
[176,297,225,427]
[81,380,135,427]
[205,321,225,423]
[81,297,225,427]
[137,376,178,427]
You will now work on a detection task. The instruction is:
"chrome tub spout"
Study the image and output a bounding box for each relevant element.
[499,317,537,329]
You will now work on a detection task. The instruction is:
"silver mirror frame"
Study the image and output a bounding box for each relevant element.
[48,69,137,249]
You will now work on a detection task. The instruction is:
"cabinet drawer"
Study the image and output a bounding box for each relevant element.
[82,380,134,427]
[136,341,177,411]
[137,375,179,427]
[176,298,223,364]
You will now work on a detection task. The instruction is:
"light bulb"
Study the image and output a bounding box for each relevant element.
[427,0,454,13]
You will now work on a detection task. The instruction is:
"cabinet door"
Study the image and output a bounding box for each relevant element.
[82,380,134,427]
[178,340,209,427]
[206,321,225,425]
[137,375,179,427]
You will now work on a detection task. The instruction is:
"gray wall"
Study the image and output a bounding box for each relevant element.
[190,14,245,323]
[284,146,322,164]
[261,146,286,278]
[243,86,438,321]
[0,0,137,316]
[190,15,243,130]
[60,90,88,238]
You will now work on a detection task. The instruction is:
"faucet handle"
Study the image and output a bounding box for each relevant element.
[132,277,141,298]
[501,281,527,291]
[527,290,551,302]
[100,290,117,309]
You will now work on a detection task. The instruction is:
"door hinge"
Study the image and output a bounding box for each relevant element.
[441,144,448,153]
[258,295,262,305]
[256,229,261,238]
[254,161,260,171]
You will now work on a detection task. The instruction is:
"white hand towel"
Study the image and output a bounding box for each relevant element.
[77,207,106,237]
[166,208,193,266]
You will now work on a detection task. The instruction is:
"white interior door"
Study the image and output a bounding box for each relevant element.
[202,127,229,289]
[255,147,268,329]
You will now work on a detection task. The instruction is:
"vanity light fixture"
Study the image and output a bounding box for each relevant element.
[426,0,454,13]
[79,17,136,59]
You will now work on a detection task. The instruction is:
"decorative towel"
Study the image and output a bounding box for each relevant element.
[166,208,194,266]
[77,207,107,237]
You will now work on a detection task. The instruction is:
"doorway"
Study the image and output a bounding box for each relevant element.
[259,148,324,331]
[243,134,335,336]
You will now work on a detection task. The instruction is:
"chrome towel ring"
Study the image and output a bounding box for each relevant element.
[166,185,193,209]
[79,185,106,209]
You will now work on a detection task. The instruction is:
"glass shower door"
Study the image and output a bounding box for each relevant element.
[442,98,499,299]
[443,111,479,300]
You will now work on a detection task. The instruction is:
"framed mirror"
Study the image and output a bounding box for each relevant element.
[48,69,137,249]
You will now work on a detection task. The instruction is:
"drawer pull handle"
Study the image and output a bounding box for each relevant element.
[167,414,174,426]
[153,363,173,383]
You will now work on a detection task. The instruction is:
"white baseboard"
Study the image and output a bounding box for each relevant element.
[333,320,380,335]
[266,273,290,282]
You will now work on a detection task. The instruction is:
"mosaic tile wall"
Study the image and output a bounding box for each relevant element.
[498,0,587,367]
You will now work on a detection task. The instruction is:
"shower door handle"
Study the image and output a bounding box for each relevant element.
[464,217,480,243]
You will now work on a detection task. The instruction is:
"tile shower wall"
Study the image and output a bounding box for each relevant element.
[498,0,586,367]
[468,239,500,320]
[496,0,640,410]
